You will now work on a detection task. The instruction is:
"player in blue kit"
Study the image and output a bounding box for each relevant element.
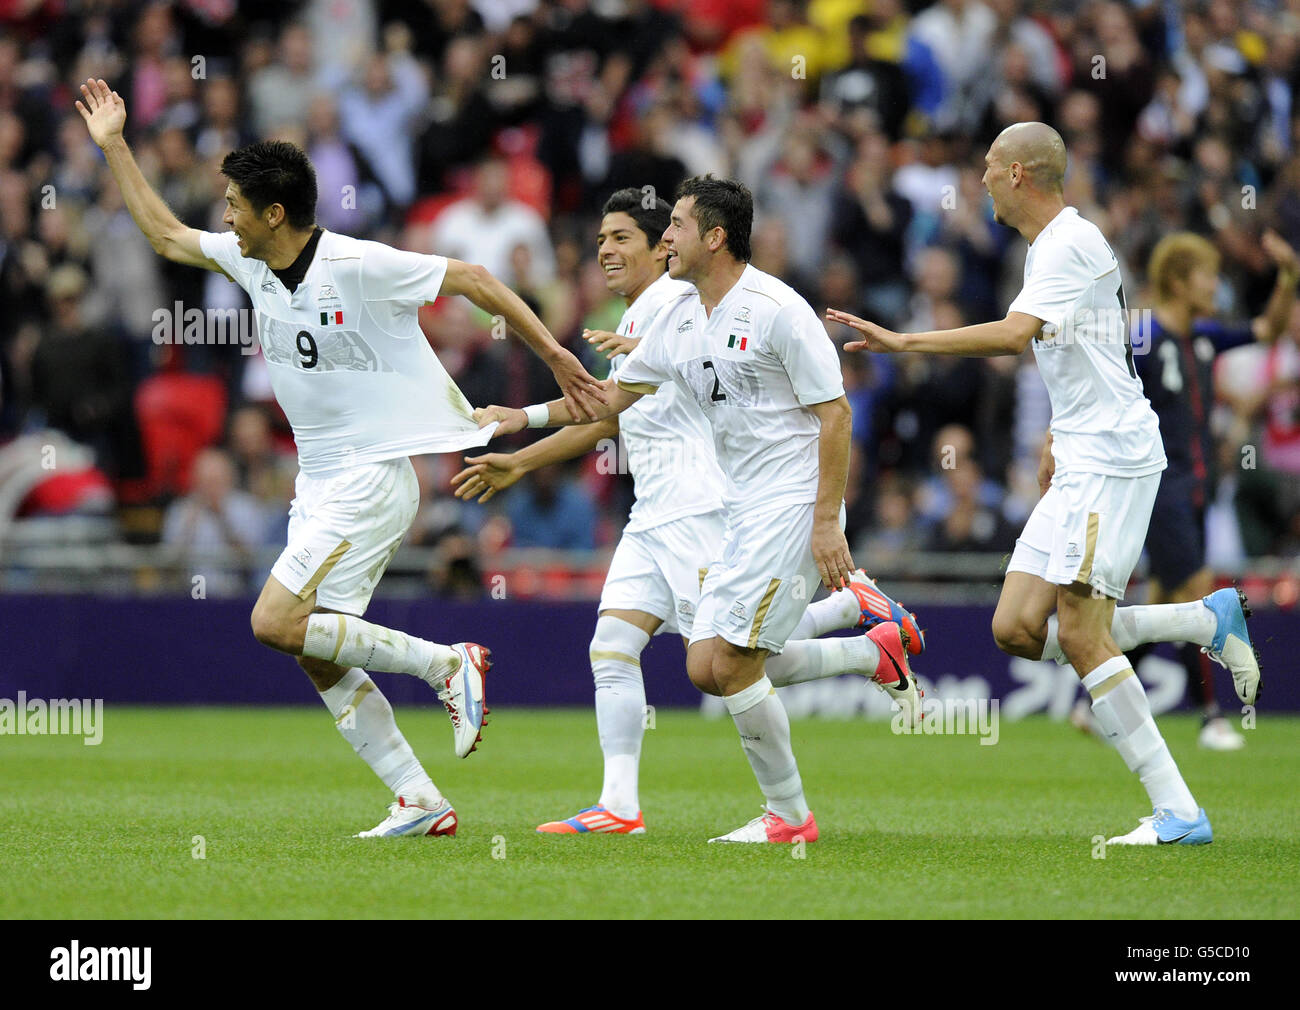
[1118,231,1297,749]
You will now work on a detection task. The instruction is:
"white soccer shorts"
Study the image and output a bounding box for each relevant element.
[690,501,842,655]
[270,457,420,616]
[598,510,725,637]
[1006,469,1160,600]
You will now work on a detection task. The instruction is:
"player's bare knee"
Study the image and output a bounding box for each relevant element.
[691,666,722,696]
[991,613,1038,658]
[686,646,720,695]
[250,605,305,655]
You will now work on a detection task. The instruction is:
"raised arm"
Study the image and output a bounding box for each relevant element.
[451,417,620,502]
[76,79,220,271]
[1251,230,1300,343]
[807,395,855,591]
[439,258,608,419]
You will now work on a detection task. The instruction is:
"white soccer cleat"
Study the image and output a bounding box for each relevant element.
[1198,716,1245,751]
[435,642,490,758]
[354,796,458,838]
[1106,807,1213,846]
[707,808,818,844]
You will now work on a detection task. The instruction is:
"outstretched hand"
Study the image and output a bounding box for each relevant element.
[824,308,908,353]
[75,78,126,150]
[584,328,639,359]
[450,453,522,503]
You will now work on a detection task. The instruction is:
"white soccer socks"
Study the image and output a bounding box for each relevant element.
[1110,602,1217,651]
[789,589,861,640]
[1082,656,1198,821]
[1041,602,1218,662]
[724,676,810,825]
[590,616,651,819]
[302,613,459,682]
[319,667,442,805]
[764,635,879,687]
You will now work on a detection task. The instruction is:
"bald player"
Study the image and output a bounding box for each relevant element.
[827,122,1262,847]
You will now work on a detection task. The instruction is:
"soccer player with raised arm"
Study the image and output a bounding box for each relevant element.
[77,78,606,839]
[475,176,923,844]
[453,188,925,836]
[826,122,1262,846]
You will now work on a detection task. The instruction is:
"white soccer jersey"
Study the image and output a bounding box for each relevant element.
[199,229,494,477]
[611,272,724,533]
[613,264,844,514]
[1008,207,1166,478]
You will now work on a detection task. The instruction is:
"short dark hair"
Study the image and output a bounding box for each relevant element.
[220,141,317,229]
[600,187,672,248]
[674,175,752,263]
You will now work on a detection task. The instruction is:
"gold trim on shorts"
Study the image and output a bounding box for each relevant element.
[747,578,782,649]
[297,539,353,601]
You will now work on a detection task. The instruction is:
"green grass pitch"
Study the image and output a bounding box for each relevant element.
[1,707,1295,919]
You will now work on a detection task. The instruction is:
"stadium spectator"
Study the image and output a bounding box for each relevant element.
[429,157,556,287]
[830,129,912,326]
[506,464,598,550]
[755,125,838,285]
[855,475,926,571]
[305,94,382,235]
[337,47,428,214]
[819,14,909,140]
[247,22,323,139]
[195,75,251,162]
[28,264,142,481]
[226,405,295,522]
[906,0,997,131]
[161,446,273,596]
[0,0,1297,592]
[414,35,498,194]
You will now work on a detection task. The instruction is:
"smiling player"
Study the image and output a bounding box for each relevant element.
[474,176,924,844]
[77,77,606,839]
[454,188,925,836]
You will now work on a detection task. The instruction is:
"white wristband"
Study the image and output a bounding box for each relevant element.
[523,403,550,428]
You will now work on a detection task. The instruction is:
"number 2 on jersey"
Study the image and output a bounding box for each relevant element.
[702,359,727,402]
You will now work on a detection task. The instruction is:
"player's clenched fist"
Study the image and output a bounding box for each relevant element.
[75,78,126,150]
[473,404,528,435]
[450,454,523,503]
[823,308,909,353]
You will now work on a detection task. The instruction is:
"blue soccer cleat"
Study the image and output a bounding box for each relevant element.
[1201,587,1261,706]
[1106,807,1213,846]
[847,570,926,655]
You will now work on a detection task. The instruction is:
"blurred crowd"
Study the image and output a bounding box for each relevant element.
[1,0,1299,597]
